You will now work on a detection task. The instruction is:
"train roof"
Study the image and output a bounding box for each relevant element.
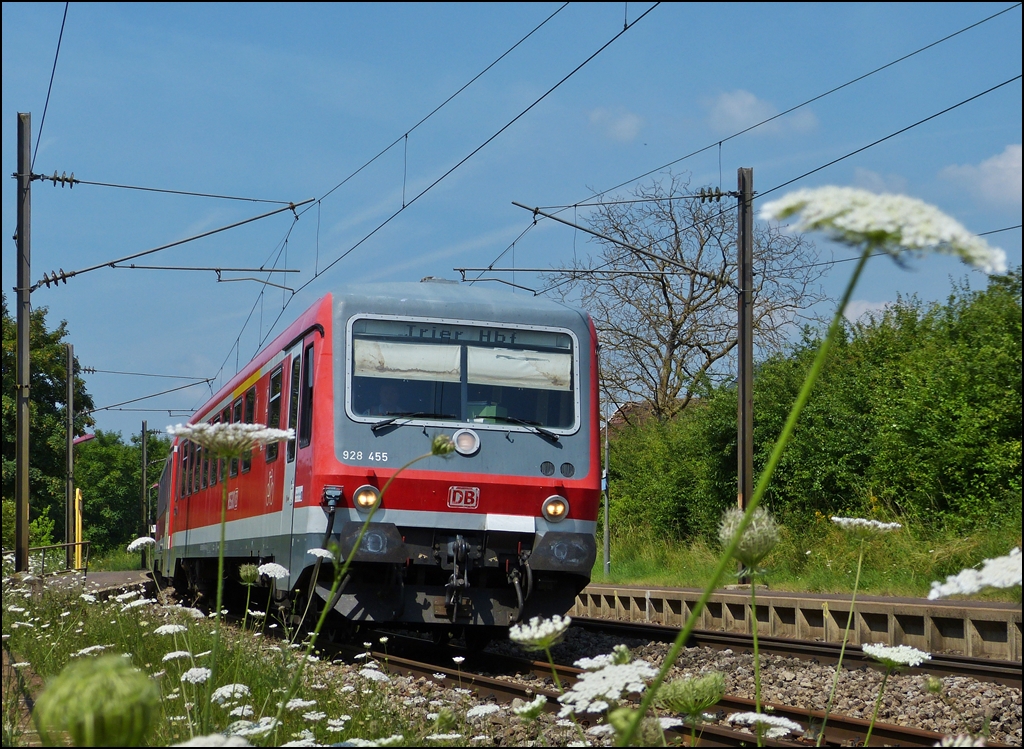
[333,279,591,327]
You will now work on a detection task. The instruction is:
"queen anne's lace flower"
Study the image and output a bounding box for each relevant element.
[760,186,1007,275]
[513,694,547,720]
[163,651,191,662]
[509,614,572,650]
[307,548,335,560]
[257,562,289,580]
[359,668,390,682]
[831,517,902,538]
[928,547,1021,600]
[862,643,931,668]
[167,422,294,459]
[126,536,157,552]
[181,667,212,684]
[155,624,188,635]
[719,506,779,568]
[557,658,658,717]
[727,712,803,739]
[936,736,987,747]
[466,704,501,720]
[212,683,251,704]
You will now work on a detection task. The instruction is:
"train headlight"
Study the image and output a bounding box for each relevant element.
[353,484,381,512]
[452,428,480,456]
[541,495,569,522]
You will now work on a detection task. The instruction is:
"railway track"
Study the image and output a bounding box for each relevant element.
[323,629,1012,747]
[574,616,1023,690]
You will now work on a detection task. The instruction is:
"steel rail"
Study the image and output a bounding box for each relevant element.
[573,616,1023,690]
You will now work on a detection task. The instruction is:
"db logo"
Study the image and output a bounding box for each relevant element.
[447,486,480,510]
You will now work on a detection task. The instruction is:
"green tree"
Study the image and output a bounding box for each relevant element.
[1,292,94,547]
[73,430,171,553]
[607,269,1022,538]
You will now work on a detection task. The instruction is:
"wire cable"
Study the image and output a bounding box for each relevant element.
[532,74,1022,296]
[294,3,660,296]
[31,2,69,172]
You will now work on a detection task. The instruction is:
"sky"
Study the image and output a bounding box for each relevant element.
[3,2,1021,440]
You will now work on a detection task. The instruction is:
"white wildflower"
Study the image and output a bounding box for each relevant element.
[257,562,289,580]
[831,516,902,538]
[285,698,317,711]
[246,609,266,618]
[466,704,501,720]
[72,644,108,657]
[121,597,155,611]
[172,733,252,747]
[181,667,212,684]
[226,717,279,737]
[425,735,463,742]
[452,656,465,665]
[303,711,326,721]
[727,712,803,739]
[359,668,390,683]
[928,547,1021,600]
[326,716,351,732]
[114,590,141,602]
[229,705,254,717]
[509,614,572,650]
[378,636,389,645]
[12,662,31,669]
[659,717,685,730]
[587,724,616,737]
[80,593,97,603]
[127,536,157,553]
[760,186,1007,275]
[307,548,335,561]
[862,643,931,668]
[936,736,987,746]
[212,683,252,704]
[513,694,547,719]
[155,624,188,635]
[433,673,446,680]
[167,422,294,458]
[557,659,658,717]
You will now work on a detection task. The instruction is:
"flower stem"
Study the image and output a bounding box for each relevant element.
[202,481,228,734]
[864,668,891,746]
[750,580,762,741]
[817,539,865,745]
[616,248,872,747]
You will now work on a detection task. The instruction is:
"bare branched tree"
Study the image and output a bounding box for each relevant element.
[546,173,829,422]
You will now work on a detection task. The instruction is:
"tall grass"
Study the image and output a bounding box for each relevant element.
[595,517,1022,602]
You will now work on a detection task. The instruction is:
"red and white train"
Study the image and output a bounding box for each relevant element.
[154,279,600,639]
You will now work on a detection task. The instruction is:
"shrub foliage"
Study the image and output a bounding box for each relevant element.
[608,270,1022,538]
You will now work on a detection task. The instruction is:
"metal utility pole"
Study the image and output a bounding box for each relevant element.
[737,168,754,513]
[15,113,32,573]
[66,343,74,569]
[603,403,610,576]
[141,420,148,567]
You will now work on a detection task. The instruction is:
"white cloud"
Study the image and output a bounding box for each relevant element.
[844,299,890,323]
[852,167,908,195]
[940,144,1022,209]
[588,108,643,142]
[704,90,816,135]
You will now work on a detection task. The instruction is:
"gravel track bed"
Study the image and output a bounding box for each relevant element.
[481,626,1023,746]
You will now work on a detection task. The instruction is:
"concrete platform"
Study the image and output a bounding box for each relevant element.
[573,584,1022,660]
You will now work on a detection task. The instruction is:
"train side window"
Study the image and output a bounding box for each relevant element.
[287,356,301,462]
[195,445,204,493]
[298,342,315,449]
[219,408,230,482]
[179,441,189,498]
[187,441,196,496]
[267,367,283,462]
[242,386,255,473]
[230,398,242,477]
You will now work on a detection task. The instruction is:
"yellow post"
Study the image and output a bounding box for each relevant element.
[74,488,83,569]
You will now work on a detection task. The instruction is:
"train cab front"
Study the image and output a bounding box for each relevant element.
[315,473,597,629]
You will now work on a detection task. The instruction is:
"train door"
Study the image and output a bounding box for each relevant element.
[284,335,317,577]
[280,344,302,551]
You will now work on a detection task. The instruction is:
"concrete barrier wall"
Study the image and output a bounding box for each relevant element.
[573,585,1022,661]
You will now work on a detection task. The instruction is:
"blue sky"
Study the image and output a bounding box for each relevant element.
[3,2,1021,439]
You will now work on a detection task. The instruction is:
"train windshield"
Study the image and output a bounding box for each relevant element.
[348,318,576,430]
